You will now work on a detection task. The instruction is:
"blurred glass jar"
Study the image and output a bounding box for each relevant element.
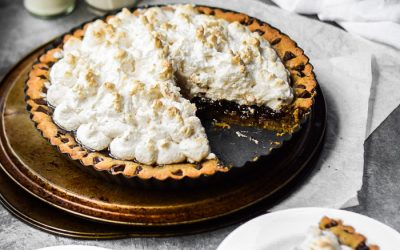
[85,0,138,11]
[24,0,76,18]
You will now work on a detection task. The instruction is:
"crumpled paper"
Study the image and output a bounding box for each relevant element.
[271,0,400,50]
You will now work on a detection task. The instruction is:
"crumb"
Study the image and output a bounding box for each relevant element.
[235,131,247,138]
[213,121,231,129]
[249,136,259,144]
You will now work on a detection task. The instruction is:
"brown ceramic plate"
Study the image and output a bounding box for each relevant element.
[0,37,325,226]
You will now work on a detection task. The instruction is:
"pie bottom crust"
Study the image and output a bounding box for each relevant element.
[25,5,317,181]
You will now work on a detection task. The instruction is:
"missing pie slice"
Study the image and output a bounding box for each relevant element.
[25,5,316,180]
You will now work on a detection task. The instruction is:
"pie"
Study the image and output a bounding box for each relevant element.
[295,216,379,250]
[25,5,316,180]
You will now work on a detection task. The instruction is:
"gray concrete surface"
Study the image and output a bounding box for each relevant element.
[0,0,399,249]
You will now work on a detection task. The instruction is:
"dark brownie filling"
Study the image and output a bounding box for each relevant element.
[192,96,285,121]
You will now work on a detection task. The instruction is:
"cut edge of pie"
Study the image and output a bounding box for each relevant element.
[25,5,317,181]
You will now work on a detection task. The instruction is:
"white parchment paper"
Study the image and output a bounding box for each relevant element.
[272,53,372,210]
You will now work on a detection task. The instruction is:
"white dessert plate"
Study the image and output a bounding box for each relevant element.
[217,207,400,250]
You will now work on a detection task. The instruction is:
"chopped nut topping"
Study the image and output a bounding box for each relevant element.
[161,22,174,30]
[105,24,115,35]
[124,113,134,123]
[121,8,130,15]
[85,69,96,87]
[148,84,162,99]
[178,61,185,72]
[212,29,224,38]
[65,54,77,65]
[72,84,85,99]
[113,92,122,112]
[160,140,170,149]
[267,73,277,80]
[167,106,180,118]
[146,23,154,31]
[146,140,155,150]
[139,15,149,24]
[162,45,169,56]
[118,31,127,39]
[130,80,144,95]
[195,137,206,144]
[196,26,204,41]
[179,13,190,22]
[159,60,173,80]
[206,20,219,27]
[145,9,158,22]
[121,57,135,73]
[273,79,285,86]
[189,73,200,83]
[154,37,162,48]
[152,99,163,109]
[240,47,253,64]
[239,64,246,74]
[181,126,194,137]
[109,17,122,27]
[115,49,127,59]
[160,22,168,29]
[189,73,207,87]
[93,29,105,39]
[104,82,115,91]
[249,37,260,47]
[175,114,184,124]
[231,53,241,65]
[208,34,217,46]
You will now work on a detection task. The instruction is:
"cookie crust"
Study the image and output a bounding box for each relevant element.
[320,216,379,250]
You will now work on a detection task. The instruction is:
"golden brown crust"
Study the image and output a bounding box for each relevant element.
[25,5,316,180]
[320,216,380,250]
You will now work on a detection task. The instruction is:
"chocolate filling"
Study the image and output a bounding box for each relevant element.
[171,169,183,176]
[297,71,306,77]
[134,165,143,175]
[192,96,285,120]
[60,138,69,143]
[42,86,48,94]
[283,51,296,61]
[194,163,203,170]
[35,106,52,115]
[292,64,305,71]
[33,98,47,106]
[270,38,281,46]
[323,220,338,229]
[254,29,265,36]
[112,164,125,172]
[355,243,369,250]
[93,157,103,164]
[240,17,254,26]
